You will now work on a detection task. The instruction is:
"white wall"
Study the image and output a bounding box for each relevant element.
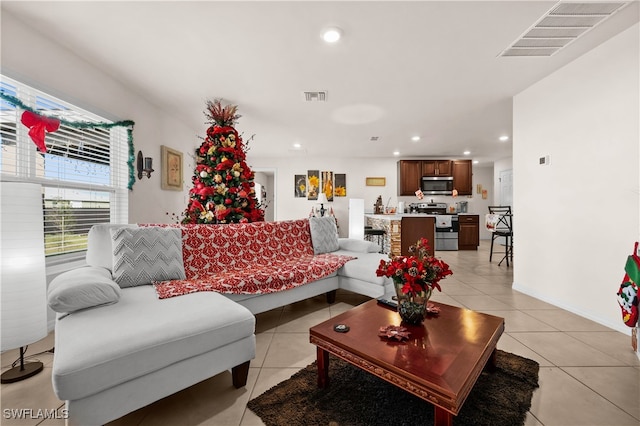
[2,11,197,225]
[248,156,398,237]
[513,23,640,334]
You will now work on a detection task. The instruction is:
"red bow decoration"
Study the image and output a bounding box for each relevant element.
[20,111,60,153]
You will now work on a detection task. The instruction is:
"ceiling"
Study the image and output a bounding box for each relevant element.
[3,1,639,165]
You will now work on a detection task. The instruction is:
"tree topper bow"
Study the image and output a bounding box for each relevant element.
[20,110,60,153]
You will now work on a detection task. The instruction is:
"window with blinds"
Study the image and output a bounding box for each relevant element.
[0,76,129,265]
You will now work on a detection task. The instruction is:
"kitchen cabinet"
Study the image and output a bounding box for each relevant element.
[401,216,435,256]
[422,160,452,177]
[398,160,422,196]
[458,214,479,250]
[398,159,472,196]
[452,160,472,196]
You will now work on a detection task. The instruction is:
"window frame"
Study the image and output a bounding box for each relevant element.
[0,75,130,269]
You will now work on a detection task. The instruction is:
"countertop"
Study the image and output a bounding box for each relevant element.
[365,213,479,220]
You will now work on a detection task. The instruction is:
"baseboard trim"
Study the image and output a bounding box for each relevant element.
[512,281,632,336]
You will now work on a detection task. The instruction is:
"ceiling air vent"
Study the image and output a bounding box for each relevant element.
[499,2,628,57]
[303,91,328,102]
[370,136,379,141]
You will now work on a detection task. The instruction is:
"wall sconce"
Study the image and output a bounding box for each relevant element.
[137,151,154,179]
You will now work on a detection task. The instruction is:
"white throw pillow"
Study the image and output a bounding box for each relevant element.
[338,238,381,253]
[111,227,186,288]
[86,224,138,271]
[309,216,339,254]
[47,266,121,314]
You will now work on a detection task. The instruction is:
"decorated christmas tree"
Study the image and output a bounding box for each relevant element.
[181,100,264,224]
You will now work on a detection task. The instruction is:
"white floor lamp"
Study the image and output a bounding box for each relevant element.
[1,182,48,383]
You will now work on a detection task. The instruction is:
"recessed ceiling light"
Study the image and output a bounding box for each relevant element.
[499,135,509,142]
[411,136,420,142]
[393,151,400,156]
[463,151,471,155]
[322,27,342,43]
[293,143,301,149]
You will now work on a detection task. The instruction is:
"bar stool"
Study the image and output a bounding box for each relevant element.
[487,206,513,266]
[364,228,386,252]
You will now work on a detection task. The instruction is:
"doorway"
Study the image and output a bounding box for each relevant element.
[253,168,276,221]
[499,169,513,208]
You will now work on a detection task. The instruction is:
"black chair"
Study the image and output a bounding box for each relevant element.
[488,206,513,266]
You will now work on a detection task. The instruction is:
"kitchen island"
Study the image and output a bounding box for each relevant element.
[365,214,436,256]
[365,213,480,254]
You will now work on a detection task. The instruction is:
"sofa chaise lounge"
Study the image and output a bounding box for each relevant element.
[47,217,392,425]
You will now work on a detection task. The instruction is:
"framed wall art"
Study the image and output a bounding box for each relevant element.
[321,170,334,201]
[334,173,346,197]
[365,177,386,186]
[161,145,183,191]
[307,170,319,200]
[294,174,307,198]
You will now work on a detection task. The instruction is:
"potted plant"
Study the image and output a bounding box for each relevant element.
[375,238,452,324]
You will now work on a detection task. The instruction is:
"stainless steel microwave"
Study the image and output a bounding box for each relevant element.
[421,176,454,195]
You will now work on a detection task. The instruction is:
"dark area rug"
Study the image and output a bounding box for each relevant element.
[248,350,539,426]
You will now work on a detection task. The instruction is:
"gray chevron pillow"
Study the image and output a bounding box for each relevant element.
[309,216,339,254]
[111,227,186,288]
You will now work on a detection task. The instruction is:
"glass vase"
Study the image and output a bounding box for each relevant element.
[395,284,432,325]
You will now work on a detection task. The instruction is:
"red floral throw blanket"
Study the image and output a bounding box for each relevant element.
[151,219,354,299]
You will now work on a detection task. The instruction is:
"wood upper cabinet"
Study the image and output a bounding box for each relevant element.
[422,160,452,177]
[458,214,479,250]
[398,159,472,196]
[398,160,422,196]
[452,160,472,195]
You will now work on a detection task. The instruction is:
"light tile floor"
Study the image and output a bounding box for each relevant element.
[2,241,639,425]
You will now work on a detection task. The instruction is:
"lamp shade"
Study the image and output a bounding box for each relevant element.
[317,193,329,204]
[1,182,47,351]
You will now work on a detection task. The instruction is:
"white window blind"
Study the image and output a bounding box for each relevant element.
[0,76,129,265]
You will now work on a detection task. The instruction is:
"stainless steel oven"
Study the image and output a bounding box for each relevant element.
[435,214,459,251]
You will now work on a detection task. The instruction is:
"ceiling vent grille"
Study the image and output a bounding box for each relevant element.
[499,2,628,57]
[370,136,379,141]
[303,91,328,102]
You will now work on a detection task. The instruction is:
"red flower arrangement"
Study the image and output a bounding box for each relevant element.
[375,238,452,297]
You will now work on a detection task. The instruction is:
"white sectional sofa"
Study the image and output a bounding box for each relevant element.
[47,217,392,425]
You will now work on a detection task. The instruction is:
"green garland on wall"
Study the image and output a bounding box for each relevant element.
[0,91,136,190]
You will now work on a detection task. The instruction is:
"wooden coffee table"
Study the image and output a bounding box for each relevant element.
[309,299,504,426]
